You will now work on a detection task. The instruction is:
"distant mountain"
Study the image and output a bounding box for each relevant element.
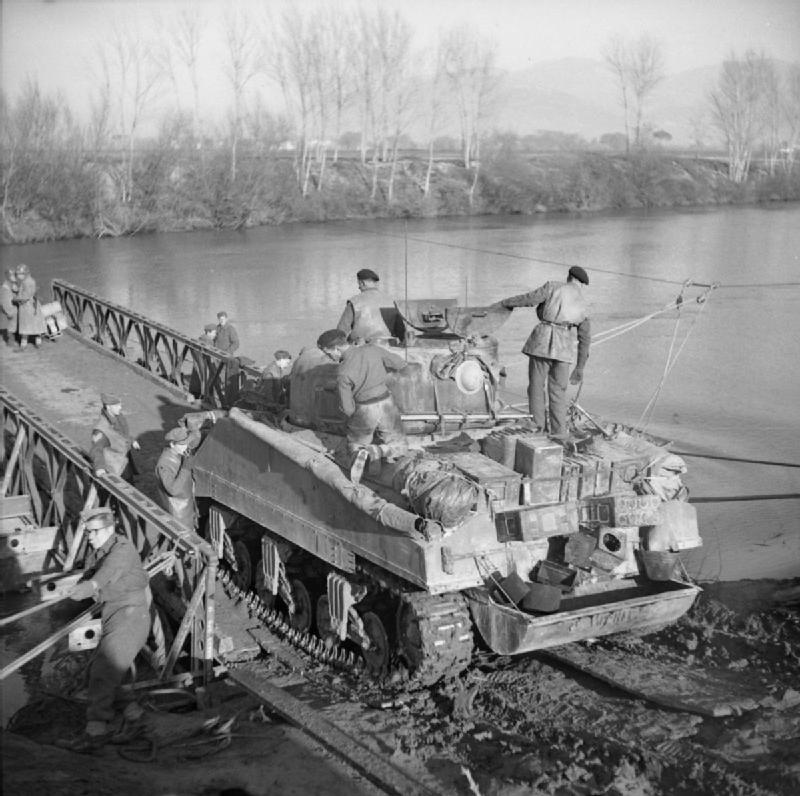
[481,57,720,144]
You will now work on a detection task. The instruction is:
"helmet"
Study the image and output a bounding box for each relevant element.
[454,360,485,395]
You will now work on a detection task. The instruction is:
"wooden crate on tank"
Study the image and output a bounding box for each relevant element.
[446,451,522,509]
[515,437,564,480]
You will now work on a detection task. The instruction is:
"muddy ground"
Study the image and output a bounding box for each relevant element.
[4,583,800,796]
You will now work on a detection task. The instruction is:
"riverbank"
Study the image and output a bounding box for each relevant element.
[4,150,799,245]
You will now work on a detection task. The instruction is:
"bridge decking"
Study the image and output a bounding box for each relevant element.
[1,331,196,497]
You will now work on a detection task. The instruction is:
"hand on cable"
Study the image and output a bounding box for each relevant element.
[569,368,584,385]
[95,468,106,476]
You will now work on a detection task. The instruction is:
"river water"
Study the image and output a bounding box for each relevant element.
[2,204,799,586]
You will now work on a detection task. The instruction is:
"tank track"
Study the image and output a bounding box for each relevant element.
[217,567,368,674]
[397,592,474,686]
[217,566,474,685]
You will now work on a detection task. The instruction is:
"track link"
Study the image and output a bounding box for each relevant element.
[397,592,474,686]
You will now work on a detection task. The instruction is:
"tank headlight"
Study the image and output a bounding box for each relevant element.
[454,360,485,394]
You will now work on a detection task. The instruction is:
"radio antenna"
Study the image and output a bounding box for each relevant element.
[404,219,409,360]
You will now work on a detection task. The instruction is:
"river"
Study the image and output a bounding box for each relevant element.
[2,204,799,587]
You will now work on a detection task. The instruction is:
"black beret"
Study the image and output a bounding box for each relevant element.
[317,329,347,349]
[568,265,589,285]
[356,269,380,282]
[273,349,291,360]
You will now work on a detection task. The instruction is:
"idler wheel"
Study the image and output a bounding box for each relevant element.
[361,611,390,675]
[289,579,313,633]
[231,541,253,591]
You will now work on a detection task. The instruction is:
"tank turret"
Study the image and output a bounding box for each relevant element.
[287,299,517,436]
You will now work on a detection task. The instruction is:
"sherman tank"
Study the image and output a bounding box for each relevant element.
[190,299,702,683]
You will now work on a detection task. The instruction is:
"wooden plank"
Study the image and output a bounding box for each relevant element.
[229,663,437,796]
[541,644,775,718]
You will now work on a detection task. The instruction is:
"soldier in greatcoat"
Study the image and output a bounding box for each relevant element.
[89,393,140,479]
[12,263,46,349]
[0,267,17,345]
[154,426,196,528]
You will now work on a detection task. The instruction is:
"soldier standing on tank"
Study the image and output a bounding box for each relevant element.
[58,507,151,752]
[336,268,396,345]
[154,426,196,528]
[1,267,18,346]
[318,328,416,482]
[90,393,140,479]
[214,311,239,355]
[498,265,591,436]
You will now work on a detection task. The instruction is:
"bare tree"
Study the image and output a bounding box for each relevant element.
[442,25,497,204]
[629,36,665,148]
[604,34,664,152]
[154,9,206,144]
[420,43,449,197]
[222,6,262,181]
[351,6,379,168]
[603,35,631,154]
[92,24,164,203]
[373,9,413,202]
[783,64,800,171]
[710,50,772,183]
[266,7,314,194]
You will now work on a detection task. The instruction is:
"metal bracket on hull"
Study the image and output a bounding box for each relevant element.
[326,572,369,646]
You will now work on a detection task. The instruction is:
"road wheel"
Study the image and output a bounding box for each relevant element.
[231,540,253,591]
[361,611,391,675]
[288,578,313,633]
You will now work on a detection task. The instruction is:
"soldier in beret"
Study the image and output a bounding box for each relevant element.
[336,269,396,345]
[318,328,415,482]
[59,507,151,752]
[498,265,591,436]
[154,426,196,528]
[89,393,140,479]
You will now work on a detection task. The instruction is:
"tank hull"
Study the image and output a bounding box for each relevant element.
[467,580,701,655]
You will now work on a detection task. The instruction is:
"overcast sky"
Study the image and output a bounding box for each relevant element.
[2,0,798,125]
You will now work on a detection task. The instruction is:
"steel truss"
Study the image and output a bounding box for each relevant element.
[52,279,260,409]
[0,387,217,684]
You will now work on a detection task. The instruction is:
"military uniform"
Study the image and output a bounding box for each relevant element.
[337,286,395,344]
[1,272,17,344]
[71,532,150,728]
[255,358,292,405]
[215,322,239,355]
[13,270,46,345]
[502,279,591,435]
[155,439,196,528]
[90,408,136,477]
[337,343,408,453]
